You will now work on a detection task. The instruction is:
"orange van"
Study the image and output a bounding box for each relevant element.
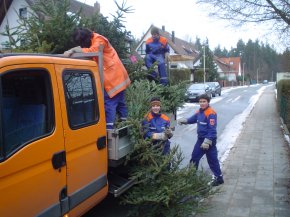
[0,52,132,217]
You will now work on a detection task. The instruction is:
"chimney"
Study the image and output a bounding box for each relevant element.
[94,1,100,13]
[172,31,175,43]
[162,26,165,31]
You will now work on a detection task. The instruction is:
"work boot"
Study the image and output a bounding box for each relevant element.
[211,176,224,187]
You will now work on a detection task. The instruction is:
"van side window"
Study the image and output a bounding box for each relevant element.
[63,71,99,129]
[0,70,54,157]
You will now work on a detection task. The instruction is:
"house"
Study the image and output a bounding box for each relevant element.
[215,56,241,83]
[135,25,200,70]
[0,0,100,49]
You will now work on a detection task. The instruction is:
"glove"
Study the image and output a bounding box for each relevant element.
[178,118,188,125]
[63,50,73,57]
[164,128,173,139]
[63,46,83,57]
[200,138,212,150]
[70,46,83,53]
[152,133,168,141]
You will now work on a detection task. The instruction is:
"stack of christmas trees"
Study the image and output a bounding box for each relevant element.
[120,73,215,217]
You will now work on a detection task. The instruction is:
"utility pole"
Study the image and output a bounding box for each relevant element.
[243,63,246,86]
[256,68,259,84]
[203,45,206,83]
[271,71,273,82]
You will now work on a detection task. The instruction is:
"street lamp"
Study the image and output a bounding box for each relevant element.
[203,45,205,83]
[242,63,246,86]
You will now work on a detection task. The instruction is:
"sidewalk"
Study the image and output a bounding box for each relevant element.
[196,86,290,217]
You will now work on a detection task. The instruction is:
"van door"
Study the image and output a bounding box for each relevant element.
[0,64,67,217]
[54,64,108,216]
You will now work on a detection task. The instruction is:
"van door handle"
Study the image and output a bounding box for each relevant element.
[52,150,66,170]
[97,136,106,150]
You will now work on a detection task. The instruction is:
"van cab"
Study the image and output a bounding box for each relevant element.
[0,53,109,217]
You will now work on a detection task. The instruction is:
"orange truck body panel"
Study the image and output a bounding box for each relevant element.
[0,55,108,217]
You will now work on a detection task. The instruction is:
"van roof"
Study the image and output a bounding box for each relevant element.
[0,53,99,67]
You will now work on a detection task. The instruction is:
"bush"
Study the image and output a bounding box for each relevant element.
[277,79,290,129]
[169,68,191,85]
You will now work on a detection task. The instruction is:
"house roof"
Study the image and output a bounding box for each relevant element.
[219,57,240,73]
[0,0,13,26]
[0,0,99,26]
[214,57,230,72]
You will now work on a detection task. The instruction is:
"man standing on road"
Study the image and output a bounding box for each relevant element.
[178,94,224,186]
[145,27,170,86]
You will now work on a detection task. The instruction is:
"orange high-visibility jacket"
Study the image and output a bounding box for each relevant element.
[82,32,131,98]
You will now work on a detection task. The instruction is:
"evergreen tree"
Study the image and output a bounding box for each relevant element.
[123,80,214,217]
[3,0,82,53]
[214,44,228,57]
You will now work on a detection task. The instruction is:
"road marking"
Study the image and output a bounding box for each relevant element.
[231,96,241,103]
[226,98,232,103]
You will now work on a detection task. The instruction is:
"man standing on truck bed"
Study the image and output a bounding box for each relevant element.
[64,28,131,129]
[145,27,170,86]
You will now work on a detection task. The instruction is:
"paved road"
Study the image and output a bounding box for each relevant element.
[173,84,268,167]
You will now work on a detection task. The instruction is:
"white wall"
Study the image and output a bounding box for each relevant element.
[0,0,31,49]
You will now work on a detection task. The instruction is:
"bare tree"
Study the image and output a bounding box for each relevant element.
[197,0,290,46]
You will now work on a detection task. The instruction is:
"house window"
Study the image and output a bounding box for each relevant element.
[137,41,146,56]
[19,7,27,19]
[230,61,234,65]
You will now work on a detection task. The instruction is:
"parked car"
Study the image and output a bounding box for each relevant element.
[262,80,268,84]
[206,82,221,97]
[185,83,212,102]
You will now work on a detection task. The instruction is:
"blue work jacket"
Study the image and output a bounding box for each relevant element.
[142,111,170,139]
[145,36,169,56]
[187,106,217,140]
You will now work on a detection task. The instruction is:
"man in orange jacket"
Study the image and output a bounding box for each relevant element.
[64,28,131,129]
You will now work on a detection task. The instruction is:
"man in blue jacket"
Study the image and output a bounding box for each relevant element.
[145,27,170,85]
[178,94,224,186]
[142,97,173,155]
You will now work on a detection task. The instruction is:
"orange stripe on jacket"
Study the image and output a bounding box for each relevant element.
[145,112,170,122]
[146,36,168,46]
[204,107,216,118]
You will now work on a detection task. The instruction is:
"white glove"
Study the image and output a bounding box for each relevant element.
[200,138,212,150]
[63,50,73,57]
[164,128,173,139]
[63,46,83,57]
[178,118,188,125]
[152,133,168,141]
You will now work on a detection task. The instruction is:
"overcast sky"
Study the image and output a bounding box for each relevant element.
[81,0,280,51]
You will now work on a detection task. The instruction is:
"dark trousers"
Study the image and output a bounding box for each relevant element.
[104,90,127,129]
[190,137,222,177]
[145,54,168,85]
